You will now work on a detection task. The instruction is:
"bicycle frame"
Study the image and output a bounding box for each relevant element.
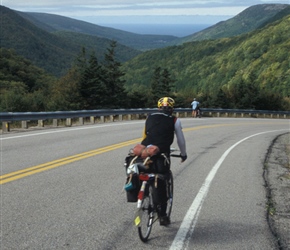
[136,174,154,209]
[134,173,160,242]
[128,150,180,242]
[134,170,174,242]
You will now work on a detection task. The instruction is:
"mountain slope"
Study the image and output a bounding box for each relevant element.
[121,13,290,99]
[170,4,289,45]
[258,5,290,28]
[0,6,141,76]
[17,11,178,50]
[13,4,289,52]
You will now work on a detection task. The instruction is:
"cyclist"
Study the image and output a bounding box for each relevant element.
[191,98,200,118]
[141,97,187,226]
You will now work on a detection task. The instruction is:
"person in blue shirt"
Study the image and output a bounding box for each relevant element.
[191,98,200,118]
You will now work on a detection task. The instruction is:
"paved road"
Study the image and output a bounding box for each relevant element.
[1,118,289,249]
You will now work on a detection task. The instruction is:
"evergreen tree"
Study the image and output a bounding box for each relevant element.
[75,47,87,75]
[161,68,175,96]
[149,67,163,106]
[212,88,229,108]
[102,41,127,108]
[149,67,175,106]
[79,52,107,109]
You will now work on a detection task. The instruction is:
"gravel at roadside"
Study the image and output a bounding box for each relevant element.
[264,132,290,250]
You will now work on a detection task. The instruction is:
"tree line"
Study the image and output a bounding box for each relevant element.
[121,14,290,111]
[0,42,181,112]
[0,39,289,112]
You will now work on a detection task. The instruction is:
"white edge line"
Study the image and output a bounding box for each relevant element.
[170,129,287,250]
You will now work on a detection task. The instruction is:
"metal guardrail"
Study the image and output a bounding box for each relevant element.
[0,109,156,122]
[1,108,289,122]
[1,108,289,132]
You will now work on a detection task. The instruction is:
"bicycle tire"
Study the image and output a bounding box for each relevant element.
[138,187,155,242]
[166,171,174,218]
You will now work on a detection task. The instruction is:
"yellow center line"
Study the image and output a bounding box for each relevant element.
[0,138,141,184]
[1,121,286,185]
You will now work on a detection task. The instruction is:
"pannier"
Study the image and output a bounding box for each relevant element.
[123,155,141,202]
[123,145,160,202]
[125,173,140,202]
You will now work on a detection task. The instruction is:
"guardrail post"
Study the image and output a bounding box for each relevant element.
[119,114,122,121]
[90,116,95,124]
[110,115,114,122]
[66,118,72,127]
[2,121,10,132]
[22,121,28,129]
[128,114,132,120]
[38,120,44,127]
[100,116,104,123]
[53,119,58,127]
[79,117,84,125]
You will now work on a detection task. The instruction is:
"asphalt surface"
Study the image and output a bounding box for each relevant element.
[1,118,289,249]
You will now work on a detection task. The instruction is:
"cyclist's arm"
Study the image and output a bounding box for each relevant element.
[174,118,187,156]
[142,126,146,140]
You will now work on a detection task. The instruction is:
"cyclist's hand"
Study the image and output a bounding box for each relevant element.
[180,154,187,162]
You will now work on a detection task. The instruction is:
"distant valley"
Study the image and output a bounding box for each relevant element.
[1,4,289,77]
[100,23,211,37]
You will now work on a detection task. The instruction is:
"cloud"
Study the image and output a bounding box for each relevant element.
[58,7,248,17]
[2,0,289,18]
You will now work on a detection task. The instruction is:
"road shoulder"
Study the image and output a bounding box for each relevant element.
[264,132,290,249]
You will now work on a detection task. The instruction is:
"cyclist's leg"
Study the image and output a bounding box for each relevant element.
[156,180,167,216]
[152,156,171,225]
[166,171,173,218]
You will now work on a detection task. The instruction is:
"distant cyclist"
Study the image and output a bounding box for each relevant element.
[191,98,200,118]
[141,97,187,225]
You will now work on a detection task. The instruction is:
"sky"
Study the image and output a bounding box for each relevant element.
[1,0,290,27]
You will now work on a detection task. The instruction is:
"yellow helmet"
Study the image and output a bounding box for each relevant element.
[157,97,175,108]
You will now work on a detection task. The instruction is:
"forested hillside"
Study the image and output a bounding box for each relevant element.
[17,10,178,51]
[1,4,289,112]
[122,14,290,110]
[0,48,56,111]
[0,42,129,112]
[2,4,289,77]
[171,4,289,45]
[0,6,141,76]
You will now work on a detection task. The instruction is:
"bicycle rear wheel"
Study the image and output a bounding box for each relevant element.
[166,171,174,218]
[137,188,155,242]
